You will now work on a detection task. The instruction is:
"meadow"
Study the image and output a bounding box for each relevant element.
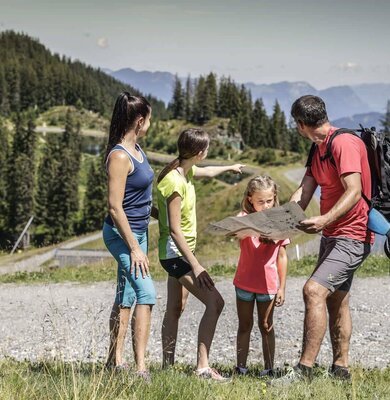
[0,359,389,400]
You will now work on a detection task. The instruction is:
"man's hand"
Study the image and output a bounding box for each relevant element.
[298,215,329,233]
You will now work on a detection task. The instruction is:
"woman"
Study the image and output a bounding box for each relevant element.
[103,92,156,379]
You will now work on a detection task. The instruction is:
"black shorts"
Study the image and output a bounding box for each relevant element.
[160,256,192,279]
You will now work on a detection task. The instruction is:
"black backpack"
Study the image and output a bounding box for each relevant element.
[306,125,390,219]
[305,126,390,257]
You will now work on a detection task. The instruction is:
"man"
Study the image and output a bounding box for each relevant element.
[275,95,372,384]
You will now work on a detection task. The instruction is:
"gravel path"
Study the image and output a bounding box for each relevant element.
[1,277,389,368]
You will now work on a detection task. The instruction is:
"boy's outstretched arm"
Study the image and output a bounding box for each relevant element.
[194,164,245,178]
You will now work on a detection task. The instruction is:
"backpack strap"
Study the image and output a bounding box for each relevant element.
[377,134,390,199]
[320,128,359,164]
[321,128,372,207]
[305,142,317,168]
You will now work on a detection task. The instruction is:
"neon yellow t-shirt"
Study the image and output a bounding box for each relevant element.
[157,166,197,259]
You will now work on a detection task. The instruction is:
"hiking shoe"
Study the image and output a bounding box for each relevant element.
[258,368,274,378]
[233,366,248,376]
[329,365,351,382]
[268,365,311,386]
[195,367,231,383]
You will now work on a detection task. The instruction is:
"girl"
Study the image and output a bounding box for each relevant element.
[233,175,289,377]
[103,92,156,379]
[157,128,244,381]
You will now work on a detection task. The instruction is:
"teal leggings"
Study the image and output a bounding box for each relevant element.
[103,222,156,307]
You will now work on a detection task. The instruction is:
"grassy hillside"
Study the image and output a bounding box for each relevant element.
[0,30,167,118]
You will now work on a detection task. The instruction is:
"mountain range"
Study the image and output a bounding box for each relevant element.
[105,68,390,128]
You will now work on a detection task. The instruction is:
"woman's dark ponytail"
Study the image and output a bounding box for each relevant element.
[105,92,151,163]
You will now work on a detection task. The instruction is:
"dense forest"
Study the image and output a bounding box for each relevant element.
[0,31,167,119]
[167,74,310,154]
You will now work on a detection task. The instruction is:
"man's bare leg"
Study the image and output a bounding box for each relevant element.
[300,279,330,367]
[327,289,351,368]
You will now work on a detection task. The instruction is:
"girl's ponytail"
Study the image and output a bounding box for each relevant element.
[157,157,181,184]
[157,128,209,184]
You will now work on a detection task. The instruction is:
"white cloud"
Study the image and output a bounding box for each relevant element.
[336,62,361,72]
[97,37,108,49]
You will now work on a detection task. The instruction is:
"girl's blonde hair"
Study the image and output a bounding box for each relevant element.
[241,175,279,214]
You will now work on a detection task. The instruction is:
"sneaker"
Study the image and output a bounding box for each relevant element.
[233,366,248,376]
[258,368,274,378]
[196,367,231,383]
[329,365,351,382]
[135,370,152,383]
[268,365,311,386]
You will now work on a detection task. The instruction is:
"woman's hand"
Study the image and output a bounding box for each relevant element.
[275,288,285,307]
[193,265,215,290]
[130,247,150,279]
[231,164,245,174]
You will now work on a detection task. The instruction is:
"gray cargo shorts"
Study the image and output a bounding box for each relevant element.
[311,236,371,292]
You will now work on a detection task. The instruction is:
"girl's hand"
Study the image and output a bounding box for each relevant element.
[231,164,245,174]
[130,247,150,279]
[193,265,215,290]
[275,288,285,307]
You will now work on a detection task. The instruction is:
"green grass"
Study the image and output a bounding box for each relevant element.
[0,360,389,400]
[0,254,387,285]
[287,254,389,278]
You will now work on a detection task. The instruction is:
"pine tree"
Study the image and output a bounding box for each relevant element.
[169,75,185,119]
[217,77,241,120]
[238,85,252,145]
[184,75,192,121]
[35,134,60,230]
[83,153,107,232]
[217,77,230,117]
[249,99,270,147]
[6,112,37,241]
[204,72,218,120]
[0,67,10,115]
[47,110,81,241]
[192,76,206,124]
[270,101,288,149]
[0,118,10,234]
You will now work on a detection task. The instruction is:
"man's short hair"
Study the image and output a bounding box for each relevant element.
[291,95,329,127]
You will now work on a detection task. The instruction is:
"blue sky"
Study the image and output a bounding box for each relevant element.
[1,0,390,88]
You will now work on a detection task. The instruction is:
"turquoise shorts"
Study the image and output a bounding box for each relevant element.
[235,287,275,303]
[103,222,156,307]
